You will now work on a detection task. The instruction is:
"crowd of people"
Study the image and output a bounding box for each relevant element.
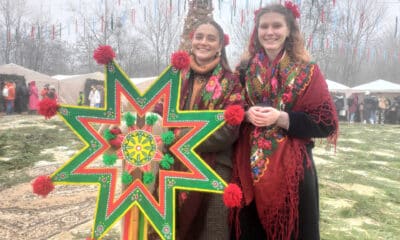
[334,92,400,124]
[0,80,58,115]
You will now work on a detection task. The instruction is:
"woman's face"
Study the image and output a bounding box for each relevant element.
[257,12,290,59]
[191,24,222,66]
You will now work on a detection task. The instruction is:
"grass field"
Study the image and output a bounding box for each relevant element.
[0,116,399,239]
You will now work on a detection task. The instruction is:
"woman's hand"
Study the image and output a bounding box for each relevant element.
[246,106,289,130]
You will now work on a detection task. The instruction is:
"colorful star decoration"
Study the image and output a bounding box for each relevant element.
[32,46,243,239]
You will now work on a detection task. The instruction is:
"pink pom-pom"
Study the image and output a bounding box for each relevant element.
[224,34,230,46]
[223,183,242,208]
[171,51,190,70]
[93,45,116,65]
[38,98,59,119]
[224,105,245,126]
[32,175,54,197]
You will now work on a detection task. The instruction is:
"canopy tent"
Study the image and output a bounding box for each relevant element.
[326,79,352,96]
[352,79,400,93]
[0,63,59,91]
[56,72,104,104]
[56,72,157,105]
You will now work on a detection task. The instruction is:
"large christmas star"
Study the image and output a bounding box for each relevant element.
[51,59,227,239]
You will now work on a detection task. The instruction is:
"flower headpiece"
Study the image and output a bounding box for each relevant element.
[253,1,300,21]
[285,1,300,19]
[223,34,230,46]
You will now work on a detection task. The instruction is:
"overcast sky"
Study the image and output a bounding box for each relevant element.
[24,0,400,43]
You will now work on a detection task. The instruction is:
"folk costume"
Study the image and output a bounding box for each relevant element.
[231,50,338,240]
[174,55,244,240]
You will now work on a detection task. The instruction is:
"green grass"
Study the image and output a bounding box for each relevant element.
[1,118,399,239]
[314,123,400,240]
[0,119,82,189]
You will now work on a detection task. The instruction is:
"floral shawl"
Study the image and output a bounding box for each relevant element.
[231,51,338,240]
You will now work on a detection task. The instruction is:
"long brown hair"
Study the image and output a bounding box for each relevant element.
[248,4,310,64]
[192,20,231,72]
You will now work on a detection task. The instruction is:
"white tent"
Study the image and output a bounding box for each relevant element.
[56,72,157,105]
[326,79,352,97]
[56,72,104,104]
[352,79,400,93]
[0,63,59,91]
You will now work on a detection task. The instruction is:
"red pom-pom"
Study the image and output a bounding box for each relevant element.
[32,175,54,197]
[285,1,301,19]
[223,183,242,208]
[224,34,230,46]
[109,134,124,148]
[93,45,116,65]
[224,105,245,126]
[109,127,122,135]
[38,98,59,119]
[171,51,190,70]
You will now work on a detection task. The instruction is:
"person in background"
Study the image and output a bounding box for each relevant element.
[4,81,16,115]
[47,86,58,101]
[377,95,390,124]
[231,3,338,240]
[77,91,85,106]
[88,85,100,107]
[40,84,50,99]
[28,81,39,114]
[348,93,359,123]
[14,81,29,114]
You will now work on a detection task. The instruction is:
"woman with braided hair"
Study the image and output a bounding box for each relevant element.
[231,2,338,240]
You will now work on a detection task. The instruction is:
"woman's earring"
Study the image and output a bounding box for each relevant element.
[216,51,221,57]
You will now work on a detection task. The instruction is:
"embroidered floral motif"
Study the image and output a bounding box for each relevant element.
[246,52,313,181]
[181,64,237,110]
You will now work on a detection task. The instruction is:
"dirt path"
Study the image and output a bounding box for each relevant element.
[0,114,106,240]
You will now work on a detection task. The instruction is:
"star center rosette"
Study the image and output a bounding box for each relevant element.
[32,46,244,240]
